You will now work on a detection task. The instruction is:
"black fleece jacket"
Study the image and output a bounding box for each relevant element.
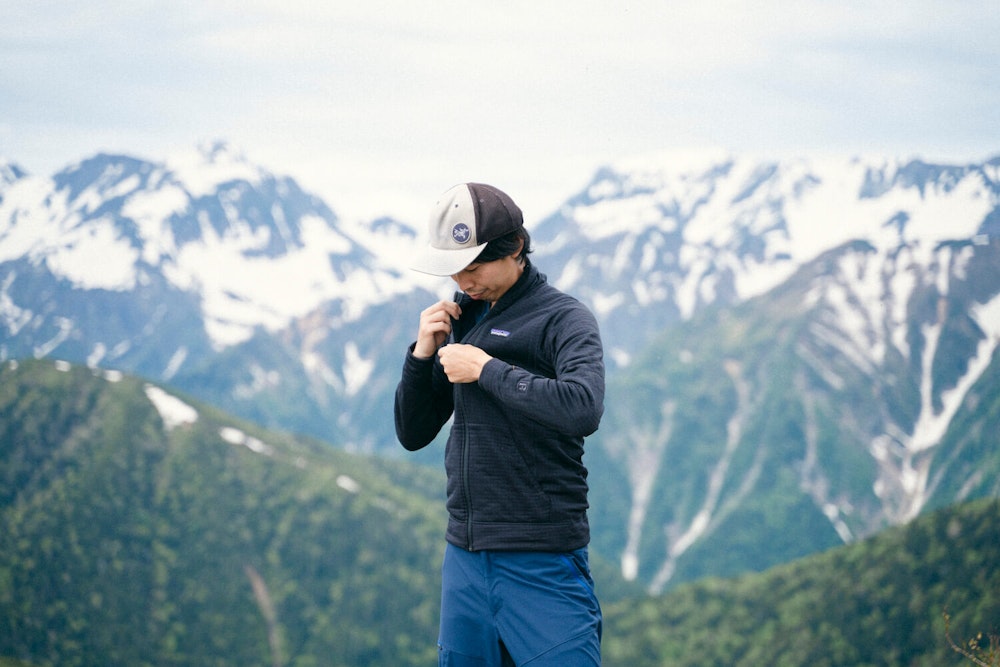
[394,263,605,552]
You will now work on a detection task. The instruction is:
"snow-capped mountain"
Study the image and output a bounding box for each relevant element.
[0,142,425,355]
[533,152,999,367]
[2,144,998,590]
[0,142,451,451]
[553,152,1000,589]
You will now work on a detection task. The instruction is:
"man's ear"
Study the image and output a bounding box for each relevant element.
[512,237,525,261]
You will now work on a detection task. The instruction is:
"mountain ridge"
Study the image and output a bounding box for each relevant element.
[0,357,446,666]
[2,145,998,590]
[587,232,1000,589]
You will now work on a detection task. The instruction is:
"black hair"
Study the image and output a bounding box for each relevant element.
[473,228,533,265]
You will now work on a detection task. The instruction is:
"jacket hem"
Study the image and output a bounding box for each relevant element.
[446,520,590,553]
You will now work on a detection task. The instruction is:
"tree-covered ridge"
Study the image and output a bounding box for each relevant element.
[602,496,1000,666]
[0,360,447,666]
[2,359,996,666]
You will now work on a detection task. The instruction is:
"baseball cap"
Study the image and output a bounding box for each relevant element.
[411,183,524,276]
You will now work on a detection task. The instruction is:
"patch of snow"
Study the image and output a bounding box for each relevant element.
[973,287,1000,337]
[162,346,188,381]
[40,215,139,290]
[649,360,753,593]
[608,347,631,367]
[592,291,625,318]
[233,364,282,399]
[336,474,360,493]
[163,214,380,347]
[121,183,189,264]
[914,293,1000,454]
[955,470,984,502]
[86,342,106,368]
[572,193,674,241]
[165,143,263,198]
[872,282,1000,524]
[0,271,32,336]
[606,399,676,582]
[552,254,583,292]
[100,369,123,382]
[343,341,373,397]
[109,339,131,359]
[219,426,274,455]
[823,503,854,543]
[34,317,74,358]
[886,248,919,358]
[144,384,198,430]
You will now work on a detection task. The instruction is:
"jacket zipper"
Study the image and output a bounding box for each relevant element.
[456,297,492,551]
[455,299,473,551]
[462,411,473,550]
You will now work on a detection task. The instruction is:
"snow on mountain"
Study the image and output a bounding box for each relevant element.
[0,160,27,189]
[145,384,199,431]
[534,152,999,367]
[165,141,268,198]
[553,153,994,309]
[0,142,416,349]
[791,239,1000,528]
[553,151,1000,590]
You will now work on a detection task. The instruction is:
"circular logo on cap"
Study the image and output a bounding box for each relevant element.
[452,223,471,244]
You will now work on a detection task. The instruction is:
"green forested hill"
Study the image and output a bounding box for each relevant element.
[0,359,448,666]
[2,359,996,667]
[602,496,1000,667]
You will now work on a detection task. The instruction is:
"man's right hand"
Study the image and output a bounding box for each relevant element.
[413,300,462,359]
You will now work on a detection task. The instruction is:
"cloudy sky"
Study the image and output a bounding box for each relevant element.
[2,1,998,223]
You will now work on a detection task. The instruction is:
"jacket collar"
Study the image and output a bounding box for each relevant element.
[488,260,544,316]
[452,261,545,343]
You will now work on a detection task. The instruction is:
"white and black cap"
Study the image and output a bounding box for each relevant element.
[411,183,524,276]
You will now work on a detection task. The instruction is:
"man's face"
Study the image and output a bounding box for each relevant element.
[451,253,523,305]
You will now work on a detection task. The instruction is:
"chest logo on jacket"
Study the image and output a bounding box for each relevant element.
[490,328,511,337]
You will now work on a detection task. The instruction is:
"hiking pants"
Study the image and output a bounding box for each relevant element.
[437,543,602,666]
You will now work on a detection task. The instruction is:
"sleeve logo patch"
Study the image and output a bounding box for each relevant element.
[517,380,528,392]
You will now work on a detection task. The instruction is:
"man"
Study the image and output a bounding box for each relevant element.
[394,182,605,666]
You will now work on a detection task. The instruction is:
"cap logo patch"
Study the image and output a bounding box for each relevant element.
[452,223,471,244]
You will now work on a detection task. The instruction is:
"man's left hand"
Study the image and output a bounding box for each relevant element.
[438,344,492,383]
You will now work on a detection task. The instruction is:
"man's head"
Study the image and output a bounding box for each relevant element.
[411,183,530,277]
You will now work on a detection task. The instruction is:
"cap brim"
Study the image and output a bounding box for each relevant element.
[410,242,487,276]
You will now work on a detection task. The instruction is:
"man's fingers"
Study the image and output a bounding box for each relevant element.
[422,299,461,319]
[415,301,461,358]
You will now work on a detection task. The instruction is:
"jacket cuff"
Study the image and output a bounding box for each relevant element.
[403,342,435,371]
[478,357,507,392]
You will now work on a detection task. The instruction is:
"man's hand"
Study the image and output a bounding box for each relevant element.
[438,344,492,383]
[413,300,462,359]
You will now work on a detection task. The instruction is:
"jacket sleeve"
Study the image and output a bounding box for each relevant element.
[477,305,605,437]
[394,343,455,451]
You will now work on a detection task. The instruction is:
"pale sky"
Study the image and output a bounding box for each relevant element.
[2,1,998,223]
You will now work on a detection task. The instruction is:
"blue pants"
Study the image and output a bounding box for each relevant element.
[438,544,602,666]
